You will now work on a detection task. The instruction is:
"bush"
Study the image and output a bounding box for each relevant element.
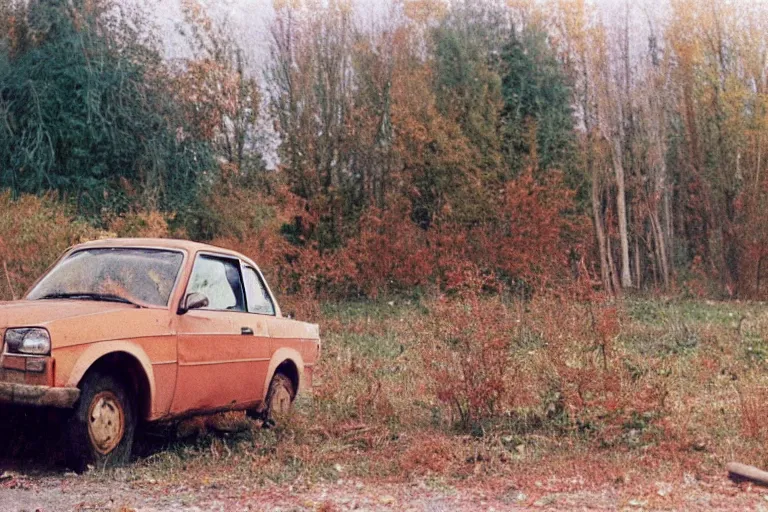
[738,383,768,443]
[419,292,522,431]
[208,168,584,301]
[0,191,103,300]
[410,291,670,443]
[106,210,173,239]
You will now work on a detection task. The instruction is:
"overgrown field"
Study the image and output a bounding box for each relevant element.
[281,296,768,479]
[5,296,767,509]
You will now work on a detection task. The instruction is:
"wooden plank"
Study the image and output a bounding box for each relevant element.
[727,462,768,487]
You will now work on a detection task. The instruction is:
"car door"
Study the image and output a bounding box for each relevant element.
[240,264,276,400]
[170,253,263,414]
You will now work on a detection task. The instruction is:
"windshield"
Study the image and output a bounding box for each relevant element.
[27,248,184,307]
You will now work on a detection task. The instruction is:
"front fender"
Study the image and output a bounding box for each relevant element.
[263,347,305,400]
[64,341,156,409]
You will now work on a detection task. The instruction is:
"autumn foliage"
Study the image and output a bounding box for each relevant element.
[0,193,101,300]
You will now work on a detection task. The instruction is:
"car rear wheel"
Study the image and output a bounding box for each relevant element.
[261,373,295,428]
[65,372,136,472]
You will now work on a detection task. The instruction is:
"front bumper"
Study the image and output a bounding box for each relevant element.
[0,382,80,408]
[0,350,78,408]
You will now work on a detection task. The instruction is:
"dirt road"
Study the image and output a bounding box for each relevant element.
[3,459,768,511]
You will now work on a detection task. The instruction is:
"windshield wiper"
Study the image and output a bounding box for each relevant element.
[38,293,144,308]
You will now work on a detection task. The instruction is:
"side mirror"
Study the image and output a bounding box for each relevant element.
[179,292,209,314]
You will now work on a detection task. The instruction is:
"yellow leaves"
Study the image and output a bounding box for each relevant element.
[108,211,172,239]
[403,0,448,25]
[273,0,305,11]
[667,0,766,137]
[668,0,706,70]
[273,0,353,14]
[552,0,596,55]
[507,0,535,10]
[181,0,212,33]
[173,56,259,142]
[507,0,545,27]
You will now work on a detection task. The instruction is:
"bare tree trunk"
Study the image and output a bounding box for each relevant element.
[606,230,622,294]
[617,0,634,290]
[634,232,641,288]
[647,228,658,288]
[650,210,670,288]
[609,137,633,288]
[592,173,613,293]
[663,186,673,272]
[657,156,672,287]
[652,72,671,287]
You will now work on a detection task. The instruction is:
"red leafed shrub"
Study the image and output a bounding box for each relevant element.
[343,203,433,297]
[209,181,362,298]
[0,192,102,301]
[478,170,583,287]
[737,384,768,442]
[209,166,584,300]
[340,168,583,298]
[423,169,586,295]
[416,291,668,438]
[735,191,768,299]
[399,433,461,476]
[533,300,669,441]
[106,210,172,239]
[419,291,524,430]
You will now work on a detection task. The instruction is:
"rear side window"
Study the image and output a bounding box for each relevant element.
[186,255,245,312]
[243,267,275,315]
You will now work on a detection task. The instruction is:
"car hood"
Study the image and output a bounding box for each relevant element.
[0,300,172,348]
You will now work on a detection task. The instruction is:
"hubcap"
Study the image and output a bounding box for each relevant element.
[87,391,125,455]
[272,386,292,416]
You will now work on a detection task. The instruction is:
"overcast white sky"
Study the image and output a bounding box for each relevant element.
[151,0,391,75]
[152,0,272,65]
[147,0,670,70]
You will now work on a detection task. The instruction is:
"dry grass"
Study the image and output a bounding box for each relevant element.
[107,296,768,490]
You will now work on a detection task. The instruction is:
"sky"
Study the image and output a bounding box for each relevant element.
[147,0,667,69]
[152,0,273,67]
[152,0,389,74]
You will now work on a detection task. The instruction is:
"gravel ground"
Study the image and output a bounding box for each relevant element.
[3,459,768,511]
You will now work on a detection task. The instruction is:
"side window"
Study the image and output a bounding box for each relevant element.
[186,255,245,312]
[243,266,275,315]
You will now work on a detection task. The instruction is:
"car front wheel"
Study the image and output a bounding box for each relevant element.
[66,372,136,472]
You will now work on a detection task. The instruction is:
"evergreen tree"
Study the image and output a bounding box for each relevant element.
[0,0,214,224]
[500,28,576,179]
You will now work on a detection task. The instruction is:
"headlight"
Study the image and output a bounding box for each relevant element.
[4,328,51,355]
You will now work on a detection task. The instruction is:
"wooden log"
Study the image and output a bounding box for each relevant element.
[727,462,768,487]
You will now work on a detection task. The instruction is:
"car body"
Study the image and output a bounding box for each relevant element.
[0,238,320,469]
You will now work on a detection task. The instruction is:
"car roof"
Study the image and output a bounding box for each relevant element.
[71,238,253,263]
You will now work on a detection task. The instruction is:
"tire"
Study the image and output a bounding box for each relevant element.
[260,373,295,428]
[65,372,136,472]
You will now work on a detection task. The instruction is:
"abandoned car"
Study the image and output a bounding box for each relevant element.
[0,238,320,470]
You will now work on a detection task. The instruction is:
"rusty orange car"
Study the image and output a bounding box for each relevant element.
[0,238,319,471]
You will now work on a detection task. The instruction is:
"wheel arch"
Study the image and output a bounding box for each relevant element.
[263,348,304,401]
[66,342,155,421]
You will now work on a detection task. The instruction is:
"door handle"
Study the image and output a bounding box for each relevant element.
[241,327,254,335]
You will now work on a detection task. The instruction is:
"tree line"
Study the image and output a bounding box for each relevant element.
[1,0,766,299]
